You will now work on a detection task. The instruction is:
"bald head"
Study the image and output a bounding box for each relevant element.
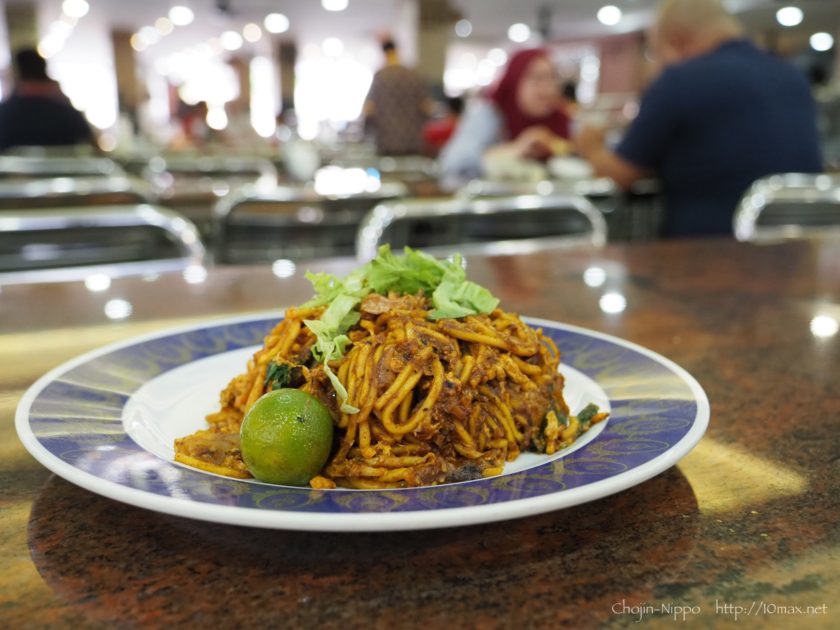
[654,0,743,65]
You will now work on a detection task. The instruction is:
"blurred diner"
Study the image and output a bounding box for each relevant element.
[0,47,94,151]
[423,95,463,157]
[439,48,572,185]
[575,0,824,237]
[363,39,431,156]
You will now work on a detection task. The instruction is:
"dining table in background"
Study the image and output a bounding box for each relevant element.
[1,237,838,628]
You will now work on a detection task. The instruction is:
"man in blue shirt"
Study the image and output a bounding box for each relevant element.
[576,0,823,237]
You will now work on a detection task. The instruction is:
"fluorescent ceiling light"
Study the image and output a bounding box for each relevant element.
[62,0,89,19]
[322,0,349,11]
[169,5,195,26]
[455,19,472,38]
[508,23,531,43]
[264,13,290,34]
[597,5,622,26]
[221,30,244,51]
[810,32,834,51]
[776,6,803,27]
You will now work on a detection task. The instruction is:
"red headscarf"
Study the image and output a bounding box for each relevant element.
[488,48,570,141]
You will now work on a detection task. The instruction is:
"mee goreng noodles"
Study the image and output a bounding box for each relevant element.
[175,247,607,488]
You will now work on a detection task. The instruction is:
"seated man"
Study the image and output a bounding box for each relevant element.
[576,0,823,237]
[0,48,94,152]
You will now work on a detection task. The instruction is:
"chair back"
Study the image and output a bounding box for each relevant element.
[144,156,278,234]
[0,176,153,209]
[457,178,662,241]
[214,182,407,263]
[734,174,840,242]
[0,156,124,180]
[0,204,205,283]
[356,194,607,262]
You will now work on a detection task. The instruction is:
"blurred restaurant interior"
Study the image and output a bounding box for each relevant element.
[5,3,840,625]
[0,0,837,281]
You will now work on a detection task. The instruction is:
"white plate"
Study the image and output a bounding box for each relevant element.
[16,314,709,531]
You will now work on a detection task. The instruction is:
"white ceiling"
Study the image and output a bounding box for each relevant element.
[28,0,840,42]
[454,0,840,41]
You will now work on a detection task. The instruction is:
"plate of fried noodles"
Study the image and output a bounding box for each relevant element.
[16,247,709,532]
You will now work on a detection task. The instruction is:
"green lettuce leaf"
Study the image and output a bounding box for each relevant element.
[427,253,498,319]
[366,245,448,295]
[300,246,499,410]
[304,294,364,413]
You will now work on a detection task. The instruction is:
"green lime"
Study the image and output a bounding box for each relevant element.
[240,388,334,486]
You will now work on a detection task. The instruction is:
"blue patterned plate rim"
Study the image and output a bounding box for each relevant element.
[16,312,709,532]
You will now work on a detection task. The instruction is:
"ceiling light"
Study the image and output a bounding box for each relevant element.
[322,0,349,11]
[139,26,160,46]
[776,6,803,27]
[130,34,146,52]
[37,37,62,58]
[221,30,244,51]
[455,19,472,38]
[597,5,622,26]
[48,20,73,38]
[155,17,174,35]
[507,23,531,43]
[62,0,89,19]
[243,23,262,43]
[810,32,834,52]
[169,5,195,26]
[488,47,507,66]
[264,13,290,34]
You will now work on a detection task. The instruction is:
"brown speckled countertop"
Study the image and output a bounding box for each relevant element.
[3,238,839,628]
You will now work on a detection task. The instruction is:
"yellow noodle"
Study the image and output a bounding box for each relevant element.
[176,294,605,489]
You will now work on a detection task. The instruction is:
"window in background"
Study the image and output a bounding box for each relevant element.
[38,4,118,130]
[294,41,373,140]
[250,56,277,138]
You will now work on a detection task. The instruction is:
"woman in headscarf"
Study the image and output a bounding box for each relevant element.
[439,49,570,184]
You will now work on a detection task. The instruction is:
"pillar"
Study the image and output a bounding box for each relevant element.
[416,0,459,94]
[111,30,139,111]
[276,40,296,112]
[4,2,38,53]
[227,55,251,111]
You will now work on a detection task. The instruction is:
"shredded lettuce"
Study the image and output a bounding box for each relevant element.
[428,254,499,320]
[300,246,499,410]
[304,294,363,413]
[367,246,448,295]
